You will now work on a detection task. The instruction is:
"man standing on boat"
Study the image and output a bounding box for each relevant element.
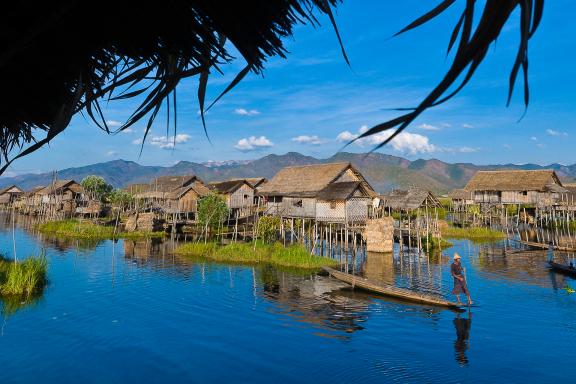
[547,241,554,263]
[451,253,473,306]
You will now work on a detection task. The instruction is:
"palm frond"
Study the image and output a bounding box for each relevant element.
[361,0,543,152]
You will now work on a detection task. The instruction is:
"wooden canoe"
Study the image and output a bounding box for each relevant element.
[322,267,462,308]
[548,261,576,276]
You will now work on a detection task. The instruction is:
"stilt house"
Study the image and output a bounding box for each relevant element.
[37,180,86,216]
[209,180,255,210]
[258,162,376,223]
[0,185,24,206]
[133,175,209,218]
[378,188,441,213]
[449,188,474,210]
[464,170,567,206]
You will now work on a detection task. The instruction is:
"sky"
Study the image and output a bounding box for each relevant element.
[5,0,576,176]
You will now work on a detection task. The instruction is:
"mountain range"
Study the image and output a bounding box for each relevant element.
[1,152,575,194]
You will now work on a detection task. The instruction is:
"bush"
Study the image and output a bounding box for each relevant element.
[0,255,48,296]
[198,193,229,230]
[257,216,281,243]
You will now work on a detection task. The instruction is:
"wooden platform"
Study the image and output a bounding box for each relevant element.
[322,267,462,308]
[512,238,576,252]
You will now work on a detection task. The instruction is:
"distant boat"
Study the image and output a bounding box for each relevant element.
[548,261,576,276]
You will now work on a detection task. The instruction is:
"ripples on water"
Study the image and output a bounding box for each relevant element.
[0,214,575,383]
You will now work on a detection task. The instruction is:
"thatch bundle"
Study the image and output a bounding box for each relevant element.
[0,1,342,172]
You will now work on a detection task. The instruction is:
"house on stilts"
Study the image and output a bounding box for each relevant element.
[257,162,376,224]
[208,180,256,217]
[464,170,567,206]
[0,185,24,207]
[132,175,210,220]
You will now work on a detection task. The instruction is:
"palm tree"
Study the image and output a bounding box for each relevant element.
[0,1,542,174]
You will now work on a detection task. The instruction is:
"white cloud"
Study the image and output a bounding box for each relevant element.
[106,150,118,157]
[106,120,122,128]
[234,136,274,152]
[291,135,325,145]
[503,144,512,149]
[234,108,260,116]
[120,128,134,134]
[546,129,568,137]
[150,134,192,149]
[417,123,440,131]
[461,123,474,129]
[440,123,452,128]
[336,126,437,155]
[388,132,438,155]
[132,134,192,149]
[530,136,538,141]
[457,147,479,153]
[336,130,360,142]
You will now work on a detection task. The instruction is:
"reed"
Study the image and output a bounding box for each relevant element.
[442,226,505,240]
[420,235,453,253]
[0,255,47,296]
[38,220,165,240]
[175,242,337,270]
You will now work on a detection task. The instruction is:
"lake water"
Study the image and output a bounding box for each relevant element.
[0,215,575,383]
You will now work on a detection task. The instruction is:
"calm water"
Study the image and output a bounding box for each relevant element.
[0,216,575,383]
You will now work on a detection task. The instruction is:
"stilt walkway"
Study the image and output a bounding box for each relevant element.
[323,267,462,308]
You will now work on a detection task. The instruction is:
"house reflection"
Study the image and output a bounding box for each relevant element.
[258,266,370,336]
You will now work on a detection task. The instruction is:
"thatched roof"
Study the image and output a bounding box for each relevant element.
[258,162,375,198]
[209,180,252,195]
[380,188,440,211]
[124,183,150,194]
[25,186,46,196]
[169,182,210,199]
[449,189,473,200]
[149,175,200,192]
[0,1,344,174]
[317,182,370,201]
[0,185,23,195]
[37,180,83,195]
[237,178,267,188]
[135,180,209,200]
[465,170,567,192]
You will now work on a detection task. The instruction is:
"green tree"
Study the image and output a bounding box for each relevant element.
[81,176,113,202]
[108,189,134,210]
[198,193,229,240]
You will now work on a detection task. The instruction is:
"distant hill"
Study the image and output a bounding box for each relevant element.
[1,152,575,194]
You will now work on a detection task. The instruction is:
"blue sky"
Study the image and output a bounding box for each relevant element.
[5,0,576,176]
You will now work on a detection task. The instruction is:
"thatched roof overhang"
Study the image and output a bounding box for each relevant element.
[380,188,441,211]
[465,170,566,192]
[258,162,375,198]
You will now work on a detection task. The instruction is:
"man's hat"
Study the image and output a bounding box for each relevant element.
[453,252,461,260]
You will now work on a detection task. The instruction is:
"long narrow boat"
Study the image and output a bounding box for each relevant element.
[547,261,576,276]
[322,267,462,308]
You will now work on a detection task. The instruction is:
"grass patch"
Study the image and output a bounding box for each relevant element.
[0,255,47,297]
[38,219,165,240]
[175,241,337,270]
[442,226,505,240]
[420,235,453,253]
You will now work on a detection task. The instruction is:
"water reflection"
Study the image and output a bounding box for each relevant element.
[453,311,472,366]
[476,244,576,288]
[258,266,370,336]
[0,293,43,319]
